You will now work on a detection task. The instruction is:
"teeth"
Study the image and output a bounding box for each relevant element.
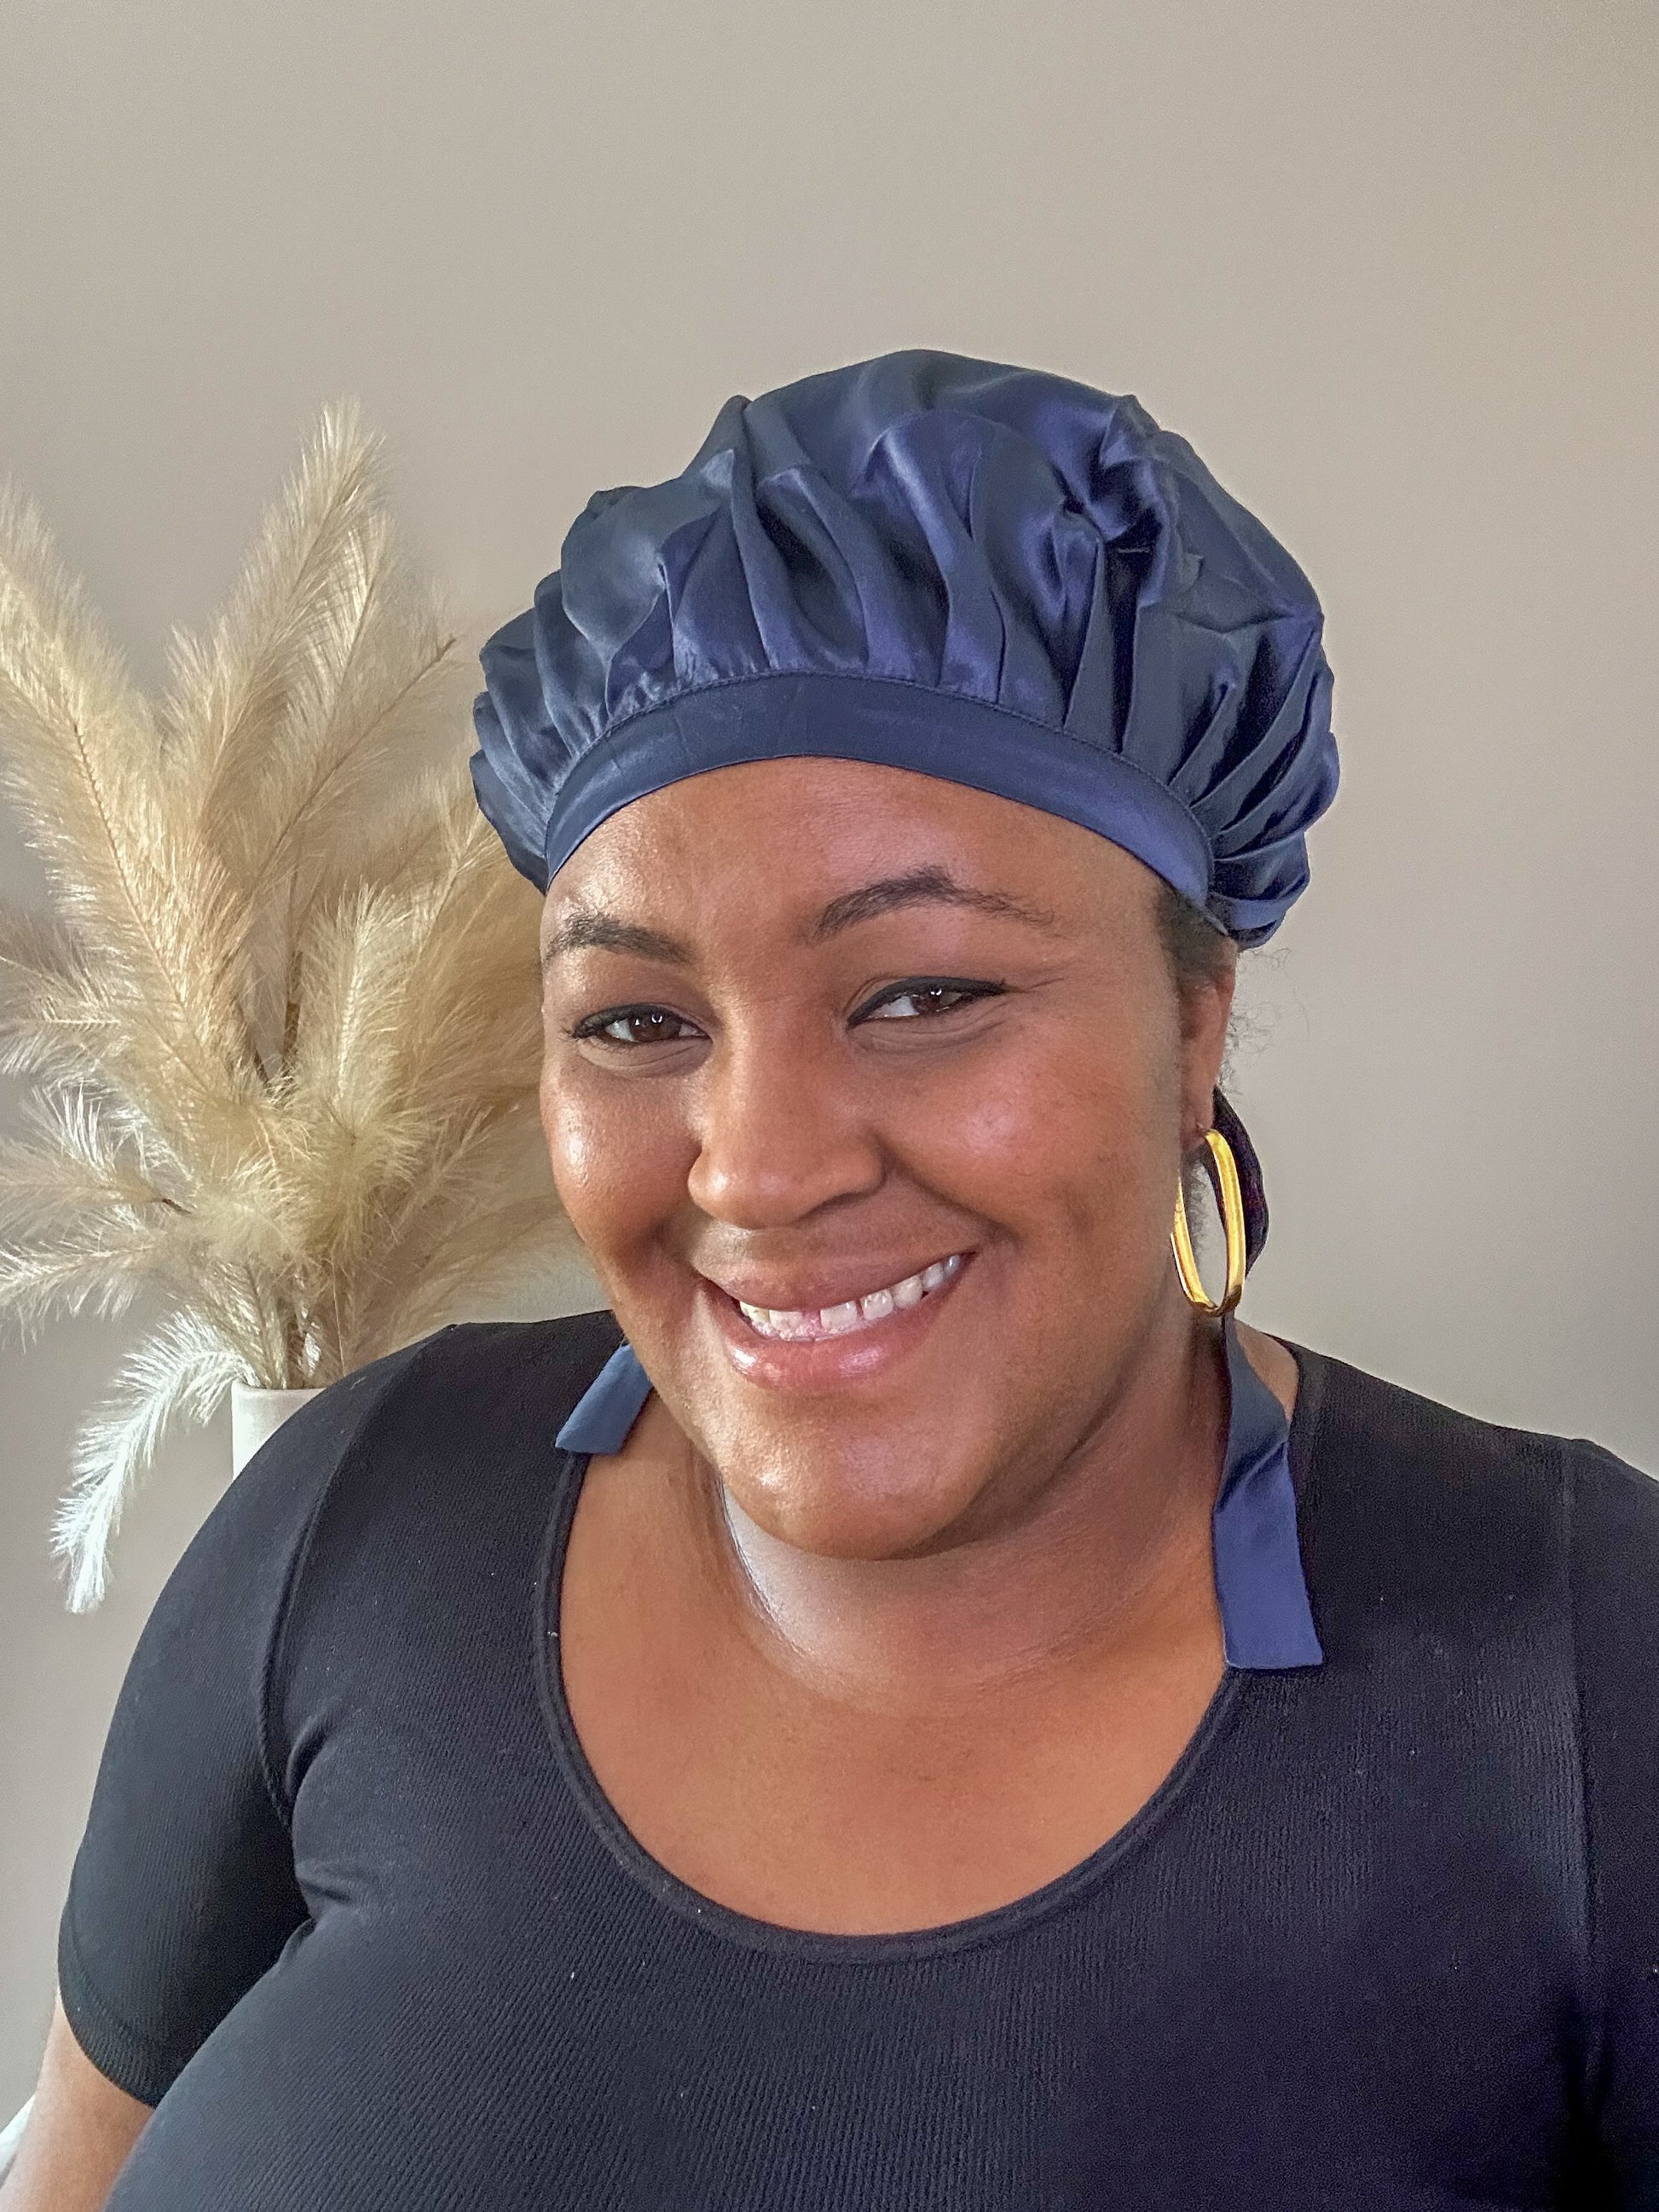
[736,1253,962,1342]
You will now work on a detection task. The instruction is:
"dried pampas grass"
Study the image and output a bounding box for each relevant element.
[0,407,569,1608]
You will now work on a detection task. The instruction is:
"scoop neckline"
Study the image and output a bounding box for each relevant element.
[533,1342,1322,1965]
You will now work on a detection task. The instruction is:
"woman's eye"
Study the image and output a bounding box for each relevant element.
[571,1007,701,1048]
[858,982,999,1022]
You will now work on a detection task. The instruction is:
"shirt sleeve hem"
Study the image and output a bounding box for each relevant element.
[56,1895,187,2109]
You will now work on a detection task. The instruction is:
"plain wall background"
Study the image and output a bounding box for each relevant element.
[2,0,1655,2118]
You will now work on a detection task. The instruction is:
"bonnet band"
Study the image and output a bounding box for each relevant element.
[541,671,1214,910]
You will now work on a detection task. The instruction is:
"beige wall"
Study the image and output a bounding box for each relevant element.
[2,0,1655,2116]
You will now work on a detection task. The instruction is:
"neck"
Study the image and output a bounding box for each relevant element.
[688,1292,1234,1715]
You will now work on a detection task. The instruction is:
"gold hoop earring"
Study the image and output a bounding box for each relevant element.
[1171,1127,1247,1318]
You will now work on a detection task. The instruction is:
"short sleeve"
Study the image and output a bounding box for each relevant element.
[1571,1436,1659,2201]
[56,1333,437,2105]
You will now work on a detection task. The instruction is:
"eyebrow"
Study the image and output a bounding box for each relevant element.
[540,913,695,972]
[540,866,1060,975]
[806,867,1061,943]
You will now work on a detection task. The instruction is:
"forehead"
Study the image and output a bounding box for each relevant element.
[540,757,1158,942]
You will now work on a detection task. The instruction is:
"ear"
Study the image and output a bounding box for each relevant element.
[1176,952,1237,1150]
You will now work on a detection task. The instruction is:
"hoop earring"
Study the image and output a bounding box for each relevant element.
[1171,1126,1247,1318]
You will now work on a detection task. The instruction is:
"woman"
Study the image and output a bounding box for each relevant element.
[8,351,1656,2209]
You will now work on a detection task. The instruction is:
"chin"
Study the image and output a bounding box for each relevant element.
[716,1417,992,1562]
[747,1489,980,1564]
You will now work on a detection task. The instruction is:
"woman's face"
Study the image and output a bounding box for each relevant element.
[539,758,1234,1560]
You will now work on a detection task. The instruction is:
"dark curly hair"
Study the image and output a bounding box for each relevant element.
[1154,882,1235,997]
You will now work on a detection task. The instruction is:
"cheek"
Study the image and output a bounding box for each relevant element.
[540,1061,690,1261]
[894,1018,1178,1264]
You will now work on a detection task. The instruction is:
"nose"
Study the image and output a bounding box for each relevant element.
[685,1030,884,1228]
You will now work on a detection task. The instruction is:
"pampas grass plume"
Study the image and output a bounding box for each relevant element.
[0,408,568,1608]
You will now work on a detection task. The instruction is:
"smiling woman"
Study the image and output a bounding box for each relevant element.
[540,763,1240,1580]
[11,352,1658,2212]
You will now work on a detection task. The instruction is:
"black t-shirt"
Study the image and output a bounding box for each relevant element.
[59,1312,1659,2209]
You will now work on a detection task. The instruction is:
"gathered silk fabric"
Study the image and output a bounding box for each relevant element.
[469,350,1339,944]
[60,1314,1659,2209]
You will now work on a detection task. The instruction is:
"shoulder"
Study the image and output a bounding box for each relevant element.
[1287,1349,1659,2071]
[259,1303,623,1547]
[141,1311,627,1799]
[148,1310,623,1646]
[228,1308,621,1518]
[285,1302,622,1437]
[1286,1343,1659,1648]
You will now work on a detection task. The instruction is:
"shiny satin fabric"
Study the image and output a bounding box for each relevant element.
[470,349,1338,945]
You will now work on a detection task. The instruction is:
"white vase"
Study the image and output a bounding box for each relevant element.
[0,2096,32,2180]
[231,1383,323,1476]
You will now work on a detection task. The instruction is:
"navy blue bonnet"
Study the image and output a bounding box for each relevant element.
[470,349,1338,947]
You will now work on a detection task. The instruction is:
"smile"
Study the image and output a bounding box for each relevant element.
[733,1254,966,1342]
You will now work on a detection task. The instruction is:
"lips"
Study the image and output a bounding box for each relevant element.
[725,1253,966,1341]
[694,1247,971,1390]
